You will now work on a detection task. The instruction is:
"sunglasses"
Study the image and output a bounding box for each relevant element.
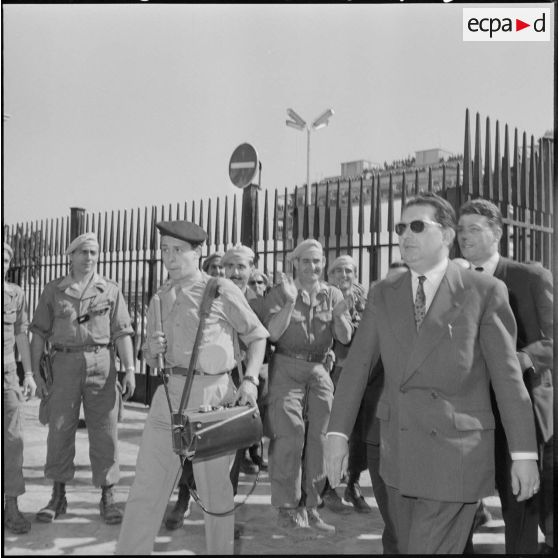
[249,280,265,285]
[395,219,442,236]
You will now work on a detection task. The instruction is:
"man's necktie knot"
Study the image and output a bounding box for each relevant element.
[414,275,427,330]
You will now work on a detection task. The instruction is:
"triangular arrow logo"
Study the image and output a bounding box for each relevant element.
[516,19,530,31]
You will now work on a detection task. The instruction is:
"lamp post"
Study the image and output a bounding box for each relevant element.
[286,108,334,190]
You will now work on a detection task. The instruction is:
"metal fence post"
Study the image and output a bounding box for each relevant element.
[70,207,86,241]
[241,184,259,257]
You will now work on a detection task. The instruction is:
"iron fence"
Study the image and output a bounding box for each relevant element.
[4,108,554,402]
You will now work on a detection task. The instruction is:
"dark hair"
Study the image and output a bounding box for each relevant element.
[404,193,456,230]
[459,199,503,229]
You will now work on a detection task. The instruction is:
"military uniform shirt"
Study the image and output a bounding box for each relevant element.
[3,282,29,381]
[144,272,268,373]
[263,280,349,354]
[29,272,133,346]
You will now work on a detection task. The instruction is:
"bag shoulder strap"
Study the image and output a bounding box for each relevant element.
[177,277,221,415]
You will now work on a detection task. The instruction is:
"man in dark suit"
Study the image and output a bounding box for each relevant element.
[325,193,540,554]
[458,198,553,554]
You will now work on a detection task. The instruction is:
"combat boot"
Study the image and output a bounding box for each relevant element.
[36,482,67,523]
[4,496,31,534]
[99,485,122,525]
[307,506,336,534]
[165,484,191,530]
[344,481,372,513]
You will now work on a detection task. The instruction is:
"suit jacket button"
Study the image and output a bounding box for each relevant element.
[430,429,437,437]
[431,391,438,399]
[399,387,407,393]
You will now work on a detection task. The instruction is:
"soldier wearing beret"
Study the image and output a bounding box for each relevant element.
[164,243,263,532]
[3,242,37,534]
[29,233,136,525]
[261,238,353,534]
[116,221,268,555]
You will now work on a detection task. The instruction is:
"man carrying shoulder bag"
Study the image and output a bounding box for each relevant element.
[116,220,268,555]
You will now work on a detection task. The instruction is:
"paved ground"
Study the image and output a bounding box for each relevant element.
[4,397,533,555]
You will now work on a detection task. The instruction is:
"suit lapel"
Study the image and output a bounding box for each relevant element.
[401,262,468,385]
[384,271,417,349]
[494,256,508,282]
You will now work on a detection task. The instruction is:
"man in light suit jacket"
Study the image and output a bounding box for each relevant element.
[325,193,540,554]
[458,198,553,554]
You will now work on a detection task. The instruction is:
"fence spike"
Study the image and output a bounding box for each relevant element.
[483,116,492,198]
[232,196,238,245]
[463,108,471,193]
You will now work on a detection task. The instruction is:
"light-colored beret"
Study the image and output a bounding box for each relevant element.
[65,232,99,255]
[328,254,357,274]
[3,242,14,259]
[221,244,255,265]
[289,238,323,261]
[202,251,224,272]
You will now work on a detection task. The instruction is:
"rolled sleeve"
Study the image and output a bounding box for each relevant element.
[109,287,134,343]
[14,289,30,336]
[29,284,55,340]
[220,280,269,345]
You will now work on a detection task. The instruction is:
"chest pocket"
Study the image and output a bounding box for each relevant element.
[314,292,333,322]
[89,301,112,317]
[315,310,332,322]
[55,300,75,319]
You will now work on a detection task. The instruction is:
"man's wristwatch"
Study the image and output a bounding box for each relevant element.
[242,375,259,387]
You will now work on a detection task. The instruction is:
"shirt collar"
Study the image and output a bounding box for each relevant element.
[170,270,204,292]
[471,252,500,276]
[294,279,329,306]
[57,272,106,291]
[410,257,449,286]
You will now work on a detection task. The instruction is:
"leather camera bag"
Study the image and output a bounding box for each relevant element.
[182,404,263,462]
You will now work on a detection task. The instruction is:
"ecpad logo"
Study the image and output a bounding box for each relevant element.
[463,8,551,42]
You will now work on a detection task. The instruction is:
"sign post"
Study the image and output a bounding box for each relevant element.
[228,143,261,255]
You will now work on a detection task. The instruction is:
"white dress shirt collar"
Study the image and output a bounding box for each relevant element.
[410,257,449,313]
[471,252,500,276]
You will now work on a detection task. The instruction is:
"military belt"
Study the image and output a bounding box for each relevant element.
[275,346,329,364]
[169,366,229,377]
[53,344,110,353]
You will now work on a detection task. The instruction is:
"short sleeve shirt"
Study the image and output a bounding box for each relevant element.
[143,273,269,373]
[29,272,133,346]
[3,282,28,369]
[262,281,346,354]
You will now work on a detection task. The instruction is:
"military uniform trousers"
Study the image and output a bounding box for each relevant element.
[267,353,334,508]
[45,348,120,486]
[116,373,237,556]
[3,366,26,497]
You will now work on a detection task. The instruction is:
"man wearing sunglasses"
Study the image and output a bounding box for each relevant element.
[325,192,539,554]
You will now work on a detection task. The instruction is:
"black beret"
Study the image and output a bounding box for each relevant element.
[156,221,207,245]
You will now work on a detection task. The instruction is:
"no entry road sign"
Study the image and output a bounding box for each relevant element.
[229,143,259,189]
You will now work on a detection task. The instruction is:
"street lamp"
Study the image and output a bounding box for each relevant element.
[286,108,334,190]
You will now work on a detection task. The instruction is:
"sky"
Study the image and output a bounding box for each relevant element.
[1,2,554,226]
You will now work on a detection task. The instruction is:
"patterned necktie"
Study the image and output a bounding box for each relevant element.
[475,266,484,272]
[414,275,427,330]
